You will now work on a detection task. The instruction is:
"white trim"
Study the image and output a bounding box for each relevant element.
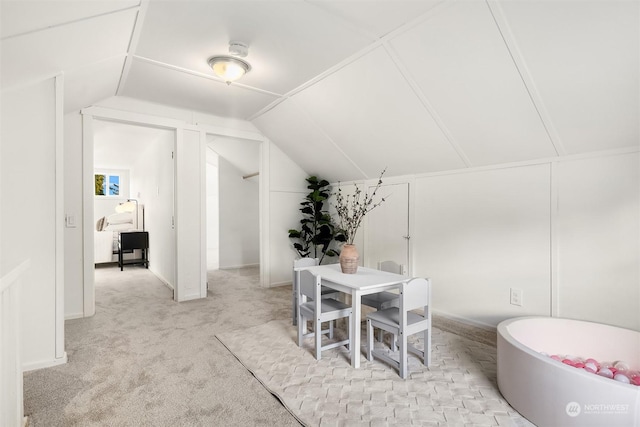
[414,146,639,181]
[116,0,149,95]
[199,130,207,298]
[64,312,84,321]
[22,355,68,373]
[486,0,566,156]
[260,140,270,288]
[54,74,65,359]
[383,43,472,167]
[0,261,30,293]
[219,263,260,270]
[432,309,498,332]
[82,113,96,317]
[196,123,266,142]
[550,162,560,317]
[81,105,185,129]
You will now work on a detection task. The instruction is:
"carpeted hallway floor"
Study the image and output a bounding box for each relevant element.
[23,264,301,426]
[23,264,508,426]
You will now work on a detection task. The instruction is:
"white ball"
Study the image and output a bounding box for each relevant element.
[614,373,630,383]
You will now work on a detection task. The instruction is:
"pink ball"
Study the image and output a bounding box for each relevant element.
[583,367,597,374]
[610,367,618,375]
[631,377,640,386]
[598,368,614,379]
[585,362,598,372]
[562,359,575,366]
[574,362,585,369]
[586,359,600,369]
[550,355,562,362]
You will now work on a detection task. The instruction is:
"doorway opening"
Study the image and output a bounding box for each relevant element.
[92,119,176,291]
[206,134,261,282]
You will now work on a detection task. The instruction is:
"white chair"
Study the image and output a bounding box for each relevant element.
[292,258,339,325]
[297,271,352,360]
[361,260,402,347]
[366,277,431,379]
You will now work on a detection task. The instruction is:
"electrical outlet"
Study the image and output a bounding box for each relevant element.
[510,288,523,306]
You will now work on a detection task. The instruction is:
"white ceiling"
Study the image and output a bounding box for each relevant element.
[2,0,638,182]
[207,135,260,177]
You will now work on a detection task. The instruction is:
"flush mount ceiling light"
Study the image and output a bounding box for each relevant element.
[208,41,252,85]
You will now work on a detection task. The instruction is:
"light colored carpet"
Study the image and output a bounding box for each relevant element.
[23,265,301,426]
[217,320,535,427]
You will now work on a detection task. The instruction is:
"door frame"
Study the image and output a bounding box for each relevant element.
[81,107,185,313]
[200,126,268,288]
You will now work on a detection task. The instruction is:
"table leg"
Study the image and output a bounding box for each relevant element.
[351,290,361,369]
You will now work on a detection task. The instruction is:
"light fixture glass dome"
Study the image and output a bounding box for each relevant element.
[208,56,251,84]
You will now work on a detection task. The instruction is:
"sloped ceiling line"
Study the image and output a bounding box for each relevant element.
[290,98,369,180]
[130,55,283,99]
[248,1,456,123]
[117,0,148,96]
[303,0,380,42]
[0,2,141,41]
[486,0,565,156]
[247,41,381,122]
[382,42,472,168]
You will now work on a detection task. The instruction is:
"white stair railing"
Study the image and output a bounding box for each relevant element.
[1,260,30,427]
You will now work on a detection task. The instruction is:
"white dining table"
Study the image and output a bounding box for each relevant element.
[295,263,410,368]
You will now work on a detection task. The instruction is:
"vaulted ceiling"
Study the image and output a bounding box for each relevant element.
[2,0,638,182]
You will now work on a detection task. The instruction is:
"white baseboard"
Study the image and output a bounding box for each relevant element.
[431,309,497,332]
[268,280,292,288]
[22,352,68,372]
[64,312,84,320]
[149,268,173,290]
[219,263,259,270]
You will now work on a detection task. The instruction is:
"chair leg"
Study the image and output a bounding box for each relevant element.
[376,328,383,343]
[329,320,334,339]
[425,328,431,366]
[297,312,304,347]
[314,318,322,360]
[399,332,408,379]
[391,334,398,352]
[366,319,374,361]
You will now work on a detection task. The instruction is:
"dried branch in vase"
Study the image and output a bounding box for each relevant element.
[333,168,387,245]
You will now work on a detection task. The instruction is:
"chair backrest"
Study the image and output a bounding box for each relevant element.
[378,260,402,274]
[401,278,430,313]
[294,257,319,268]
[298,270,320,301]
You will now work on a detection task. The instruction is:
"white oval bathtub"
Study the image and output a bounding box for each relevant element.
[497,316,640,427]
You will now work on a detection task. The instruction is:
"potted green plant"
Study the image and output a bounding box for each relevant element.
[333,169,386,273]
[288,176,346,264]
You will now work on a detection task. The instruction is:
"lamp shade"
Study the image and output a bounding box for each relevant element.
[208,56,251,83]
[115,200,137,213]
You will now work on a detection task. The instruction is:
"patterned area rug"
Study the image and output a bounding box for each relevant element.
[217,320,534,427]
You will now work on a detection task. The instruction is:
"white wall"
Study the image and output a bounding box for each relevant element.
[555,153,639,329]
[1,77,66,369]
[175,129,206,301]
[64,112,85,319]
[414,164,552,328]
[64,97,274,317]
[267,142,310,285]
[408,151,639,330]
[218,157,260,268]
[130,129,175,288]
